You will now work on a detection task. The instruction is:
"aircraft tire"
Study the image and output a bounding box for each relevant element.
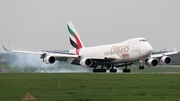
[100,69,106,72]
[139,66,141,70]
[123,69,131,73]
[93,69,106,73]
[139,66,144,70]
[141,66,144,70]
[110,69,117,73]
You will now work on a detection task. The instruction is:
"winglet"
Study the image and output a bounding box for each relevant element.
[2,45,9,51]
[173,47,178,52]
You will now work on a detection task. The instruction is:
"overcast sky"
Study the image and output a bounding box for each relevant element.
[0,0,180,52]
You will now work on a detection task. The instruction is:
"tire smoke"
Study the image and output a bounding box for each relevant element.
[5,53,91,73]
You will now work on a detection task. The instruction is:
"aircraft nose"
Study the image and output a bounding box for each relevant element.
[140,42,153,57]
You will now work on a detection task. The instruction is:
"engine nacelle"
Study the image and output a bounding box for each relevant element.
[80,58,93,67]
[146,58,158,67]
[43,56,56,64]
[160,56,171,64]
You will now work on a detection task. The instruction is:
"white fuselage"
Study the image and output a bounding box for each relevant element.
[78,37,153,64]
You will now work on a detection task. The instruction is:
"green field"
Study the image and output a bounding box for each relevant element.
[0,73,180,101]
[127,66,180,73]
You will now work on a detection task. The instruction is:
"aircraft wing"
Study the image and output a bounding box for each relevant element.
[2,45,120,65]
[41,50,75,55]
[150,47,178,58]
[2,45,78,58]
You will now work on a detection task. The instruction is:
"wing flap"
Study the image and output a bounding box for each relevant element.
[49,53,78,58]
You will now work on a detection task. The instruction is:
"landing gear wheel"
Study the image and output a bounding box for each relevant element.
[123,69,131,73]
[142,66,144,70]
[110,69,117,73]
[93,69,106,73]
[139,66,144,70]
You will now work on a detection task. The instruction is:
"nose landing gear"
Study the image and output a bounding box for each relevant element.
[139,59,145,70]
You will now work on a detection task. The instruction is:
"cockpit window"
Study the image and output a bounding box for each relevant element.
[139,39,147,42]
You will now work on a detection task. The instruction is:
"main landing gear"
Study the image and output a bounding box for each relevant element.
[92,60,146,73]
[93,69,106,72]
[93,65,117,73]
[123,63,131,73]
[92,64,132,73]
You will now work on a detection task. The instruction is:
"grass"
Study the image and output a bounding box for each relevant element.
[1,63,180,73]
[128,66,180,73]
[0,73,180,101]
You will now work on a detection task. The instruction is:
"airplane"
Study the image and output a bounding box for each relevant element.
[2,22,178,73]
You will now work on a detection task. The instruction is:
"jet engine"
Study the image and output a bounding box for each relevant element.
[79,58,97,67]
[146,58,158,67]
[160,56,171,64]
[80,58,93,67]
[43,56,56,64]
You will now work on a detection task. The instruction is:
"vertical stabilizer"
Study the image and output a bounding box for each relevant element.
[67,22,84,49]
